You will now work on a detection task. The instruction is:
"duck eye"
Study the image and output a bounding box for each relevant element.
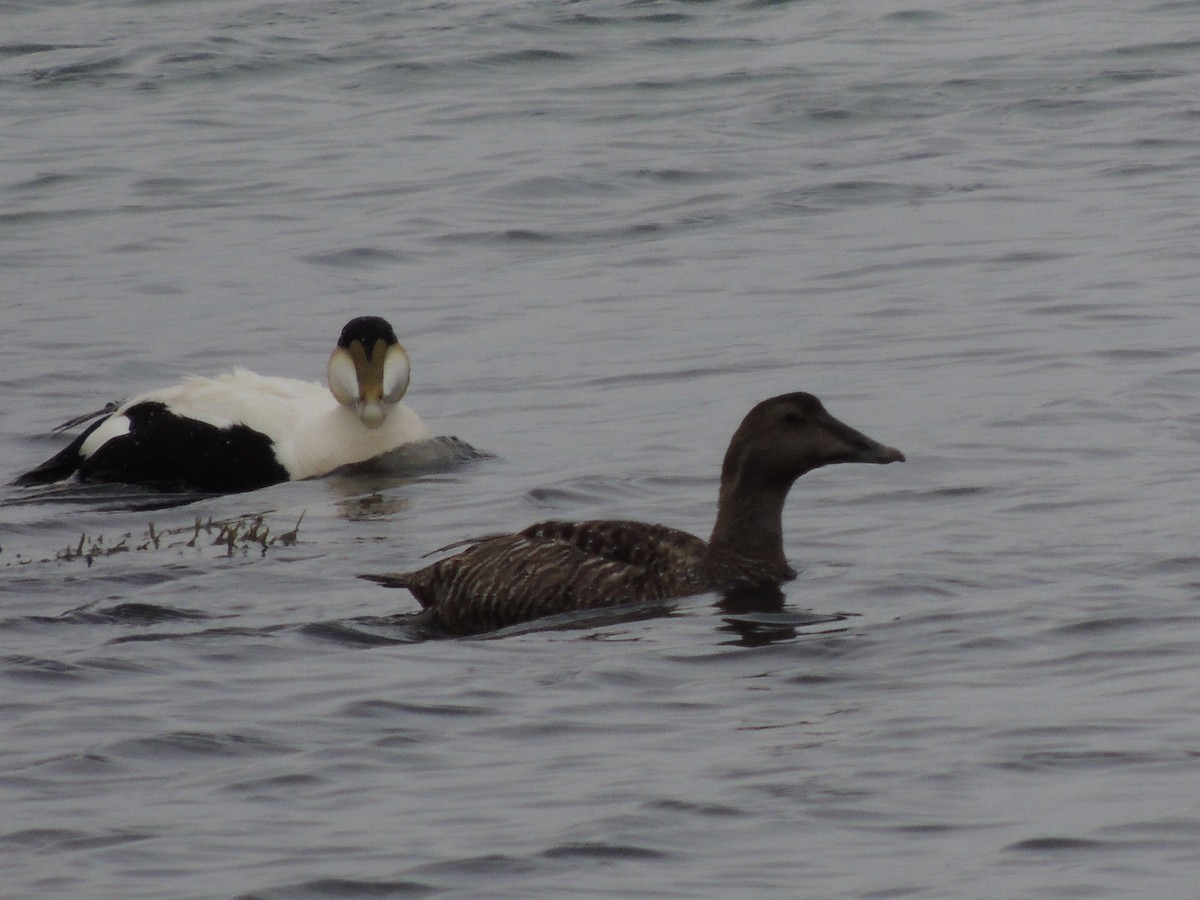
[782,411,804,426]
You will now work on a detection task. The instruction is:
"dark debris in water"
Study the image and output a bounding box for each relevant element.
[2,512,305,569]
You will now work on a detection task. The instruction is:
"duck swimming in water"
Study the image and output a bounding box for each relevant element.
[15,316,432,494]
[364,392,903,635]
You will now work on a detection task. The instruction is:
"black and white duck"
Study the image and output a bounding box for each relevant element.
[16,316,431,493]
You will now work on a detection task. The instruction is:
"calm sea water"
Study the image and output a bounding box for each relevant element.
[4,0,1200,896]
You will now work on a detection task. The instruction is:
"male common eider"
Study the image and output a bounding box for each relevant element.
[364,392,903,634]
[15,316,432,493]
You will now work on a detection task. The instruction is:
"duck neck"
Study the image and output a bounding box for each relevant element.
[705,475,797,587]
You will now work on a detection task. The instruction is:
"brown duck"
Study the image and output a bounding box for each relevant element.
[365,392,904,635]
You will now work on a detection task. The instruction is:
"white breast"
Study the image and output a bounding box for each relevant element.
[80,369,431,480]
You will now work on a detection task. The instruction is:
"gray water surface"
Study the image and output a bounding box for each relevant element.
[4,1,1200,896]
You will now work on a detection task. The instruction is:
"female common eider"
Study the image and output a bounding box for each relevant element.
[16,316,432,494]
[365,392,903,634]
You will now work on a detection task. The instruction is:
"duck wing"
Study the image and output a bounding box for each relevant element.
[518,519,706,568]
[365,519,708,635]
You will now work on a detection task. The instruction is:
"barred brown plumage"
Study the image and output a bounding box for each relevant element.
[364,392,904,635]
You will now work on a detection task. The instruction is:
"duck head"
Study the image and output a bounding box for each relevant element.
[327,316,412,428]
[721,392,904,494]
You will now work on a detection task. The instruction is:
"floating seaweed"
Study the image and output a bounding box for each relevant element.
[4,512,307,568]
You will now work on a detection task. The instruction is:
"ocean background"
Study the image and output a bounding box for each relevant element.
[4,0,1200,896]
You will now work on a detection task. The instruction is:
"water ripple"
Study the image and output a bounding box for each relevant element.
[4,0,1200,897]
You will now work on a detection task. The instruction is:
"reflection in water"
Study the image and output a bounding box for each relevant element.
[329,435,487,520]
[717,585,853,647]
[3,480,215,512]
[335,491,411,522]
[5,436,483,514]
[379,601,676,642]
[347,579,853,645]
